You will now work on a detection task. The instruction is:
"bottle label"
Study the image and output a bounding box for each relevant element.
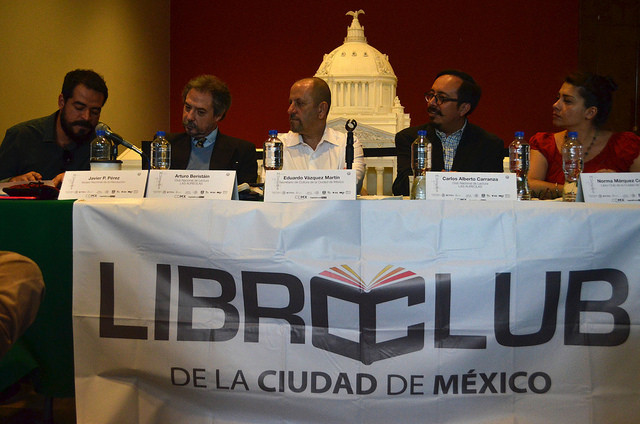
[263,143,283,170]
[509,145,529,175]
[412,142,432,174]
[151,142,171,170]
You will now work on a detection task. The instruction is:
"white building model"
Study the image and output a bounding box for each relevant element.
[315,10,411,195]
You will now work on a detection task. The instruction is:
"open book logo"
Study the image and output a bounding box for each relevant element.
[319,265,418,292]
[311,265,425,365]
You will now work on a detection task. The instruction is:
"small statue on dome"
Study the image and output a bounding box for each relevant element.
[346,10,365,28]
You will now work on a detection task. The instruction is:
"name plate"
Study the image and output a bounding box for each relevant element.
[264,169,356,202]
[579,172,640,203]
[59,170,147,200]
[424,172,516,201]
[146,170,238,200]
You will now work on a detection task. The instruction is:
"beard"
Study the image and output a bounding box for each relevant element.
[60,112,94,145]
[183,120,198,136]
[289,117,303,133]
[427,107,443,130]
[183,120,213,139]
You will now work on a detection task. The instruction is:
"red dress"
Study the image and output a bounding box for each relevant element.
[529,132,640,184]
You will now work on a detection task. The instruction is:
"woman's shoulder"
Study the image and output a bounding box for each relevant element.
[610,131,640,143]
[608,131,640,159]
[529,132,557,149]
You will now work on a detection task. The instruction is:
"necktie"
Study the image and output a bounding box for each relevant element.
[195,138,206,148]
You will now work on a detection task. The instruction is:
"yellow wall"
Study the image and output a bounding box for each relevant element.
[0,1,170,149]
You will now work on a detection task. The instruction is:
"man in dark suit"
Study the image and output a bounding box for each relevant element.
[167,74,257,184]
[392,69,504,196]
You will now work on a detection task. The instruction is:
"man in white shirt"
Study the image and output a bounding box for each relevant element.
[281,77,365,191]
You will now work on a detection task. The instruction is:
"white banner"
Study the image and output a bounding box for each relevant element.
[72,199,640,424]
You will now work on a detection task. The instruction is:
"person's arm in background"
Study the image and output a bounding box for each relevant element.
[0,252,45,358]
[392,130,413,196]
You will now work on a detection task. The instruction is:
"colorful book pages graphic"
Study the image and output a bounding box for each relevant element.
[319,265,416,291]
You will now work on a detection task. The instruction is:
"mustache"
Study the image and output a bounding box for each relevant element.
[428,107,442,116]
[70,120,92,128]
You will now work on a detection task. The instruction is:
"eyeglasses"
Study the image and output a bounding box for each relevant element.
[424,92,459,105]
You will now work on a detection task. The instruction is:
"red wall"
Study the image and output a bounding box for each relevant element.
[170,0,579,147]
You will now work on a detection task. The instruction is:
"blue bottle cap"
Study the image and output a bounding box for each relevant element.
[156,131,166,137]
[417,130,427,136]
[568,131,578,138]
[96,130,106,136]
[268,130,278,136]
[515,131,524,137]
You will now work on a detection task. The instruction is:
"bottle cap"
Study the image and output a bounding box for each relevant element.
[515,131,524,137]
[96,130,106,136]
[156,131,166,137]
[268,130,278,137]
[417,130,427,136]
[568,131,578,138]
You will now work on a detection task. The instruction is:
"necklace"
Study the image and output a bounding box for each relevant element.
[563,129,599,158]
[583,129,598,158]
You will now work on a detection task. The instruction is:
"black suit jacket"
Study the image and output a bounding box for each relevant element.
[166,131,258,184]
[392,122,505,196]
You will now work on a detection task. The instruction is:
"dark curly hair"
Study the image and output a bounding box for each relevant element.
[61,69,108,105]
[565,72,618,127]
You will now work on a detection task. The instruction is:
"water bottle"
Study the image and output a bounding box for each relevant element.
[410,130,431,199]
[90,130,112,162]
[509,131,531,200]
[562,131,583,202]
[263,130,283,170]
[151,131,171,169]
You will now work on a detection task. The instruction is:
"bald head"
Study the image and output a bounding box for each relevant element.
[294,77,331,113]
[288,77,332,145]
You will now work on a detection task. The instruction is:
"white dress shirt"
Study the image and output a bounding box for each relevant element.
[280,127,366,187]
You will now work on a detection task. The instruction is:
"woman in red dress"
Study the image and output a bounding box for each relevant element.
[528,72,640,195]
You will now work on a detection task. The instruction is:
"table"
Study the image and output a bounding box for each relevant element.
[71,198,640,424]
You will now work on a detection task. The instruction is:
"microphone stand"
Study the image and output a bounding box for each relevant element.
[97,122,151,169]
[345,119,357,170]
[108,138,151,170]
[96,122,152,196]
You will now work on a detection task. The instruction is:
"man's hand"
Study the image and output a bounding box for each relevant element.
[52,172,65,188]
[9,171,42,182]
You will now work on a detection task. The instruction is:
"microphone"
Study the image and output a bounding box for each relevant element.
[345,119,357,170]
[96,122,145,157]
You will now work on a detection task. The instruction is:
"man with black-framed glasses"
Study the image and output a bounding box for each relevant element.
[392,69,504,196]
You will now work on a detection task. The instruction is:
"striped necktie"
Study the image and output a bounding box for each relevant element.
[195,137,206,148]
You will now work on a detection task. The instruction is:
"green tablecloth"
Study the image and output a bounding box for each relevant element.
[0,199,75,397]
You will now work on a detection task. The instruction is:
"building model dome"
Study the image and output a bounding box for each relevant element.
[315,10,410,138]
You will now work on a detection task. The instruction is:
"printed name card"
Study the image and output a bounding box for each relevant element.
[579,173,640,203]
[424,172,516,201]
[263,169,357,202]
[59,170,147,200]
[146,170,238,200]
